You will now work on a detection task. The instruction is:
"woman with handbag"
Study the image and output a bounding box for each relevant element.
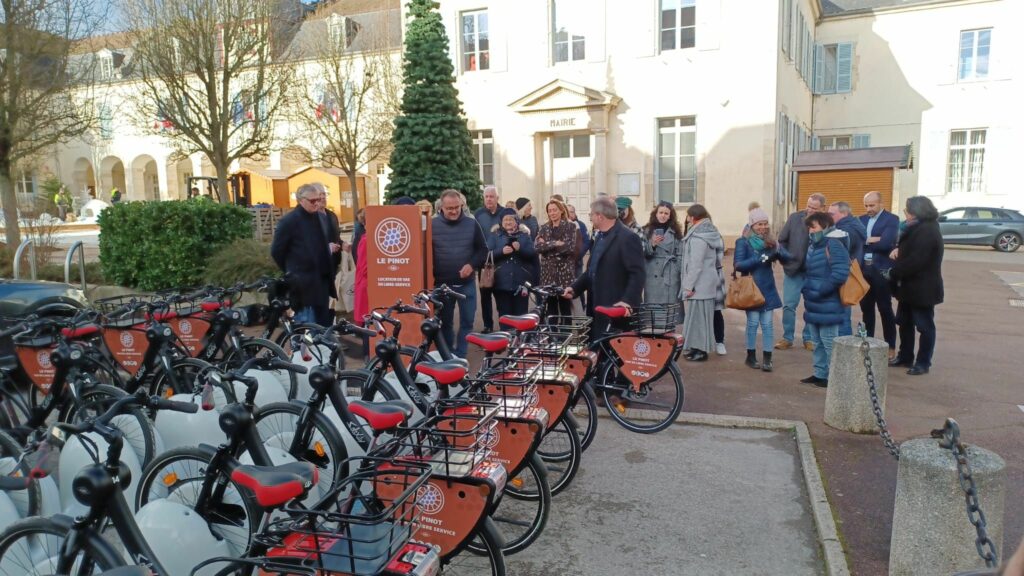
[733,208,791,372]
[536,198,577,317]
[642,201,684,327]
[680,204,725,362]
[487,207,537,316]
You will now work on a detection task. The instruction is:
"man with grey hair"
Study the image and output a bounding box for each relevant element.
[473,186,502,333]
[828,201,867,336]
[777,193,828,350]
[563,196,645,339]
[433,188,488,357]
[271,182,342,326]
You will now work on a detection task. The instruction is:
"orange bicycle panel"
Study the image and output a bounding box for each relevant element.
[484,416,544,478]
[15,345,57,394]
[170,317,212,358]
[534,380,573,433]
[103,328,150,376]
[608,335,677,391]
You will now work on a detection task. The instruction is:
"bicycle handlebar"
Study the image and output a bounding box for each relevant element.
[335,321,379,338]
[261,356,309,375]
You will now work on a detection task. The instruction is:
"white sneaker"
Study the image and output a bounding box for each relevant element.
[715,343,727,356]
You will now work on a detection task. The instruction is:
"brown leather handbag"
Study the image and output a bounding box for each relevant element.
[840,259,870,306]
[479,252,496,289]
[725,273,765,310]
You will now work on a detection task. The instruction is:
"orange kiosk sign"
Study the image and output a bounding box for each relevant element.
[365,205,432,348]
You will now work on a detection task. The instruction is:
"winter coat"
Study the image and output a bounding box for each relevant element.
[353,235,369,323]
[536,220,578,287]
[890,219,944,307]
[642,227,682,305]
[487,227,538,293]
[573,218,591,260]
[270,207,341,309]
[733,236,791,312]
[778,210,811,276]
[520,215,539,239]
[834,216,867,263]
[473,206,503,238]
[802,229,851,326]
[431,213,488,286]
[680,219,724,301]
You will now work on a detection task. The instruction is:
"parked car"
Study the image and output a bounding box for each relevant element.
[937,207,1024,252]
[0,278,90,318]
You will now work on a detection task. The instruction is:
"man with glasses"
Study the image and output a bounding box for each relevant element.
[271,182,342,326]
[432,188,488,358]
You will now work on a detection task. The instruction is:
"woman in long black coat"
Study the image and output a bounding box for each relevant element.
[888,195,944,376]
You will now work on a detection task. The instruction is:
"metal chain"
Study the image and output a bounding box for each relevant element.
[857,324,901,459]
[931,419,999,569]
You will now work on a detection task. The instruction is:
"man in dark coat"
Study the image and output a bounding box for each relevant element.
[859,191,900,357]
[473,186,503,333]
[433,189,488,358]
[829,201,867,336]
[564,196,645,339]
[271,183,341,326]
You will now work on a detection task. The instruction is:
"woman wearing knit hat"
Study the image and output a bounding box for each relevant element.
[733,207,791,371]
[486,207,537,316]
[515,197,539,238]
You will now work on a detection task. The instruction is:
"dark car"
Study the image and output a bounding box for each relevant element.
[937,207,1024,252]
[0,278,90,318]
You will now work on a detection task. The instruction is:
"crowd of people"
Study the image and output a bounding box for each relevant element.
[272,183,945,384]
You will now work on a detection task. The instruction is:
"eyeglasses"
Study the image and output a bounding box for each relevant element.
[300,197,325,204]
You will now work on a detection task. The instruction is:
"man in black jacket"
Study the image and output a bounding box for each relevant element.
[433,189,488,358]
[271,183,341,326]
[564,196,645,339]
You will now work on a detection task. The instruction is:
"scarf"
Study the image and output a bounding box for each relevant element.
[748,233,766,252]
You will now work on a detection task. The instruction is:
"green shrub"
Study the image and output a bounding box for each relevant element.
[36,262,105,285]
[203,238,279,286]
[98,200,252,290]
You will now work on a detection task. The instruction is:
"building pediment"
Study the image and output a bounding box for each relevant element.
[509,79,620,114]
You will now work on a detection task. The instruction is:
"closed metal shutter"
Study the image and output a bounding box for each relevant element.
[797,169,895,215]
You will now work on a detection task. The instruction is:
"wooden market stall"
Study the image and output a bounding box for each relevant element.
[286,166,368,224]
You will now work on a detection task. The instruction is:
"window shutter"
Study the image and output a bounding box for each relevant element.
[837,42,853,92]
[813,44,824,94]
[853,134,871,149]
[811,136,820,150]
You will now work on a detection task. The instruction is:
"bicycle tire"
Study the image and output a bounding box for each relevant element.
[59,384,157,466]
[442,516,506,576]
[0,430,40,519]
[148,357,215,398]
[134,446,257,556]
[225,337,297,399]
[599,360,684,434]
[472,452,550,555]
[0,516,125,575]
[535,414,582,496]
[571,380,599,452]
[253,401,349,500]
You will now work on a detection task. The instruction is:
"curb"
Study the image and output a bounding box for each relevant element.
[598,409,850,576]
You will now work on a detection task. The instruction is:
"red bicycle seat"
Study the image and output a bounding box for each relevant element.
[349,399,414,432]
[231,462,318,508]
[466,332,510,353]
[200,301,222,312]
[499,314,540,332]
[148,311,178,321]
[416,360,468,386]
[595,306,630,319]
[61,324,101,339]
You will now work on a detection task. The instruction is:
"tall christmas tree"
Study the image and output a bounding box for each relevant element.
[385,0,482,208]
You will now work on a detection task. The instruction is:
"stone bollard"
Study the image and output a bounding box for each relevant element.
[889,438,1006,576]
[825,335,889,433]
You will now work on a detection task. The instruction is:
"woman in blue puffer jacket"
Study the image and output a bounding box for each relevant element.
[733,208,791,372]
[486,208,538,317]
[800,212,851,388]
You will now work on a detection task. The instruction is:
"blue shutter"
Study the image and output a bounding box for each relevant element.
[231,93,243,125]
[837,42,853,93]
[852,134,871,149]
[813,44,824,94]
[811,135,820,150]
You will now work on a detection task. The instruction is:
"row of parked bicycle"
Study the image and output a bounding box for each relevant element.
[0,277,688,575]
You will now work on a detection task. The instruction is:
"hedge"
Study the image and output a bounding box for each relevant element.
[203,238,279,287]
[98,200,253,290]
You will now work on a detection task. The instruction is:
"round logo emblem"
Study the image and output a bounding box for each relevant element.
[374,218,411,257]
[120,331,135,348]
[632,339,651,358]
[178,320,193,335]
[481,426,500,449]
[416,482,445,515]
[36,350,52,369]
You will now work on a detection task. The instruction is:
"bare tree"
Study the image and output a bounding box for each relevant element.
[122,0,299,203]
[289,8,401,215]
[0,0,103,248]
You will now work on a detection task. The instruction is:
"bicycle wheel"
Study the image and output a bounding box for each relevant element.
[254,401,348,501]
[224,337,297,399]
[0,431,40,519]
[599,360,684,434]
[570,380,599,452]
[148,357,214,398]
[0,516,124,575]
[441,517,506,576]
[472,452,550,555]
[134,446,256,556]
[59,384,157,466]
[534,415,582,496]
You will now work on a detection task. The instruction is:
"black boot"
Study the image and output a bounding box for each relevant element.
[745,349,760,369]
[761,352,773,372]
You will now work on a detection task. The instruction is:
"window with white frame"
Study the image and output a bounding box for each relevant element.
[99,105,113,140]
[814,42,853,94]
[461,10,489,72]
[328,14,347,47]
[947,129,986,194]
[552,134,590,159]
[657,117,697,204]
[98,52,114,80]
[15,171,35,205]
[472,130,494,185]
[553,0,586,63]
[815,134,870,150]
[660,0,696,52]
[958,29,991,81]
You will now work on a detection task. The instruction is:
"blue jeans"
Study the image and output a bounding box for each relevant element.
[808,323,839,380]
[782,273,811,344]
[294,306,317,324]
[745,310,774,351]
[839,307,852,337]
[438,280,478,358]
[294,305,332,327]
